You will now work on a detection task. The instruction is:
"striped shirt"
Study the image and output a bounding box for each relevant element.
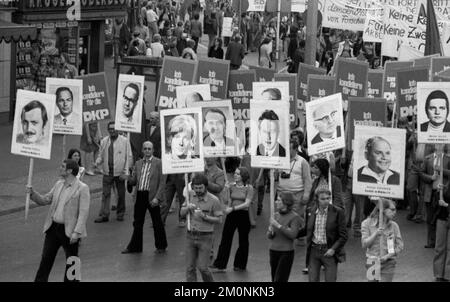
[313,207,328,245]
[138,157,152,191]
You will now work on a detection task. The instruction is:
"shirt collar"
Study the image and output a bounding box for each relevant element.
[143,156,153,163]
[361,166,394,184]
[315,206,328,215]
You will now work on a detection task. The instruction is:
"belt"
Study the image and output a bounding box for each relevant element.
[187,230,213,236]
[312,242,328,248]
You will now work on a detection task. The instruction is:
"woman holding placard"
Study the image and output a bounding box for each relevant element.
[361,198,404,282]
[210,167,253,272]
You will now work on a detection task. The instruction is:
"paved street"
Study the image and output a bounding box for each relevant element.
[0,187,435,282]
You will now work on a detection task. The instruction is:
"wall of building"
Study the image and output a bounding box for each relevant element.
[0,11,11,116]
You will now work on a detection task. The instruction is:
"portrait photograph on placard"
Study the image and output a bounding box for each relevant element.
[115,74,145,133]
[305,93,345,156]
[252,81,289,101]
[11,90,56,160]
[352,126,406,199]
[160,107,204,174]
[417,82,450,144]
[249,100,290,169]
[45,77,83,135]
[192,100,236,157]
[175,84,212,107]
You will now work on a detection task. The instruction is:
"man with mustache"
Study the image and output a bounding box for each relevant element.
[357,136,400,185]
[420,90,450,133]
[311,103,342,145]
[16,100,48,145]
[54,87,80,126]
[121,83,140,123]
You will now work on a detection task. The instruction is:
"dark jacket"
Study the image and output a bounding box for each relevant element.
[356,167,400,185]
[311,126,342,145]
[128,157,166,205]
[420,121,450,132]
[308,175,343,210]
[208,46,224,59]
[225,41,245,66]
[299,204,348,264]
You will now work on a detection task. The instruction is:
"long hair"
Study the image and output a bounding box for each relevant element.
[369,198,395,225]
[68,148,82,167]
[313,158,330,182]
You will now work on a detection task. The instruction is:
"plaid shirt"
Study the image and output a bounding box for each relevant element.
[313,207,328,245]
[35,66,54,92]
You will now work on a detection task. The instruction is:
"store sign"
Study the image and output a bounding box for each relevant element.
[25,0,127,9]
[66,0,81,21]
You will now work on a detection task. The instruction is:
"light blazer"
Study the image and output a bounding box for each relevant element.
[128,157,166,204]
[31,178,90,238]
[96,135,133,176]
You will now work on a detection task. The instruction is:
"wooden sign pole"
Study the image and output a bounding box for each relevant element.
[270,169,275,219]
[185,173,191,231]
[62,134,66,161]
[25,158,34,221]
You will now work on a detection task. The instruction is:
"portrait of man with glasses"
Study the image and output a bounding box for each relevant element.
[121,82,140,123]
[311,103,342,145]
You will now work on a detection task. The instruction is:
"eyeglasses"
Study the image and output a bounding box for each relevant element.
[123,95,137,103]
[387,207,396,211]
[143,148,152,150]
[314,110,337,123]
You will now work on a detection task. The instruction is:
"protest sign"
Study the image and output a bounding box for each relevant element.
[157,56,197,110]
[305,93,345,156]
[367,70,384,98]
[176,84,212,107]
[363,7,384,43]
[322,0,380,31]
[352,126,406,199]
[414,54,440,69]
[347,98,387,150]
[252,81,289,101]
[383,60,413,102]
[297,63,326,107]
[248,65,275,82]
[77,72,111,123]
[192,100,237,157]
[195,57,230,99]
[334,57,369,110]
[228,70,256,155]
[247,0,266,11]
[11,90,55,160]
[46,78,83,135]
[417,82,450,144]
[222,17,233,37]
[431,57,450,80]
[307,75,335,102]
[160,107,204,174]
[396,66,429,118]
[250,100,290,169]
[115,74,145,133]
[274,73,298,128]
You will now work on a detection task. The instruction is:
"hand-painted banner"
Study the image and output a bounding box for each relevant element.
[334,57,369,110]
[367,70,384,98]
[228,70,256,155]
[396,66,429,118]
[157,56,196,110]
[383,60,414,102]
[322,0,376,31]
[347,97,387,150]
[77,72,111,123]
[275,73,298,128]
[195,57,230,99]
[363,7,384,43]
[431,57,450,80]
[307,75,335,102]
[247,0,266,11]
[297,63,326,107]
[222,17,234,37]
[248,65,276,82]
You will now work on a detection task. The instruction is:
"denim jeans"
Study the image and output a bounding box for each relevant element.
[99,175,125,219]
[186,232,214,282]
[308,244,338,282]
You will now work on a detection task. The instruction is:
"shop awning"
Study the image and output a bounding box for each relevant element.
[0,19,37,43]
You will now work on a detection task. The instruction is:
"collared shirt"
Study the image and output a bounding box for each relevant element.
[138,157,153,191]
[361,217,404,259]
[313,207,328,245]
[52,179,76,223]
[360,166,394,185]
[57,112,78,125]
[186,192,223,233]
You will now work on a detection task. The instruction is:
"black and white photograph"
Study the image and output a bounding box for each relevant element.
[250,100,290,169]
[252,81,289,101]
[175,84,212,107]
[160,107,204,174]
[11,90,55,160]
[114,74,145,133]
[191,100,236,157]
[45,78,83,135]
[305,93,345,156]
[417,82,450,144]
[352,126,406,199]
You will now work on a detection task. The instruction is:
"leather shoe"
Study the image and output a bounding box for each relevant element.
[121,248,141,254]
[94,217,109,223]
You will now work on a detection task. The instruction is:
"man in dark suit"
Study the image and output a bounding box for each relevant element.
[311,103,341,145]
[420,90,450,133]
[256,110,286,157]
[203,108,235,148]
[147,111,161,158]
[357,136,400,185]
[299,188,347,282]
[225,34,245,70]
[122,141,168,254]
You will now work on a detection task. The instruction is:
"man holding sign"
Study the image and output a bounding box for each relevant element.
[420,90,450,133]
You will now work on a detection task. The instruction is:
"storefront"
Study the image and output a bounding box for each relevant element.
[4,0,128,121]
